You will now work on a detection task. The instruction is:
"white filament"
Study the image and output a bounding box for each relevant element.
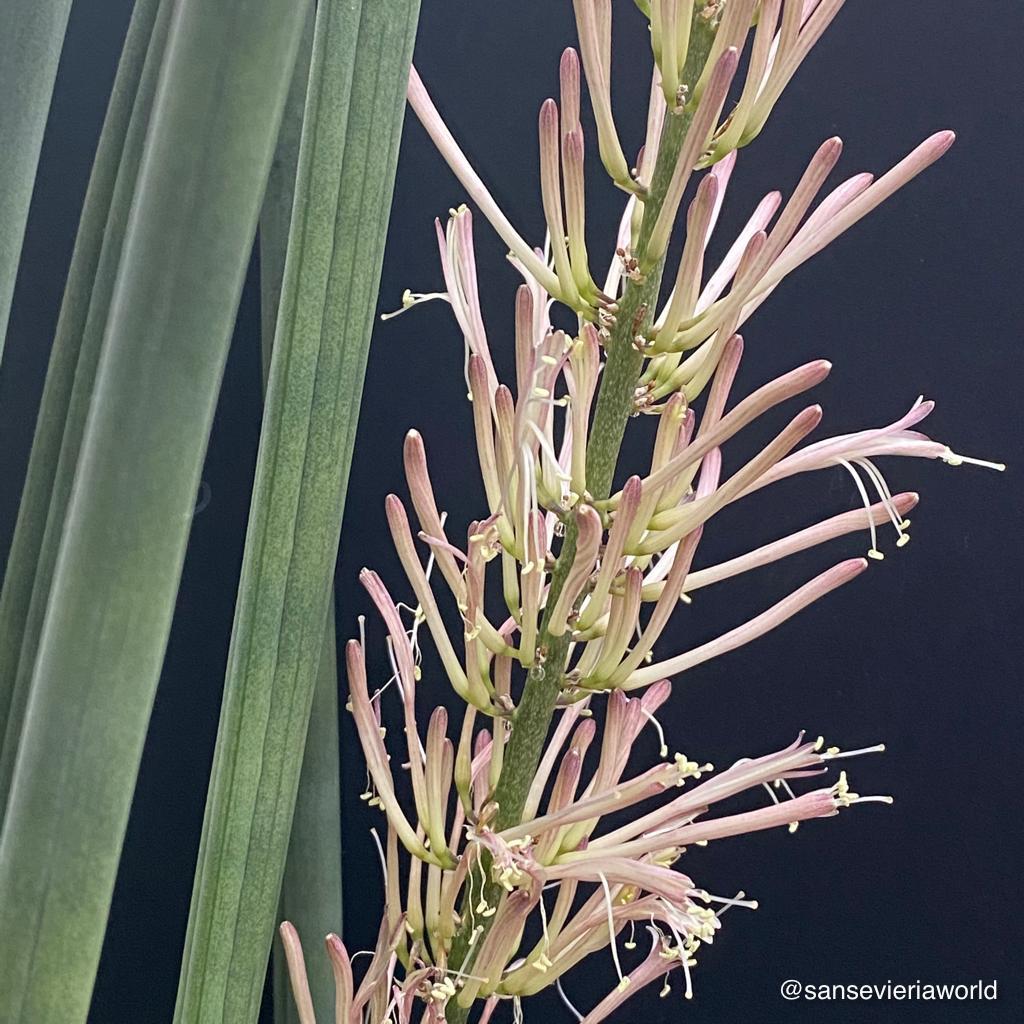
[598,872,628,990]
[837,458,883,559]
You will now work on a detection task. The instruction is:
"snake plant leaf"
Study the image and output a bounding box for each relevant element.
[0,1,308,1020]
[0,0,171,818]
[174,1,420,1021]
[272,605,342,1024]
[0,0,75,361]
[261,4,316,387]
[259,15,345,1023]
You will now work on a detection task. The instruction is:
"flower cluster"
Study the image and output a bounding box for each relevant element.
[284,698,886,1024]
[281,2,1001,1022]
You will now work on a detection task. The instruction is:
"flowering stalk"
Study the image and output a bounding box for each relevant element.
[285,3,1002,1022]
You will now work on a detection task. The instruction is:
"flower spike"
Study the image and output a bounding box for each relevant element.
[321,7,996,1021]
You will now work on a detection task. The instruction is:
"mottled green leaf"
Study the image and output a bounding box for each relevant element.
[259,14,346,1023]
[174,1,420,1020]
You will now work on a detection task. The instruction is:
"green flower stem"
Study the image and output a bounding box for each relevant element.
[446,19,715,1017]
[446,270,664,1002]
[0,0,75,361]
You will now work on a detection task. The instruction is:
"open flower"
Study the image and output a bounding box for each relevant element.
[295,659,890,1021]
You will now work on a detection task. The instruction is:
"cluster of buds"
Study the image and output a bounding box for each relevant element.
[283,2,1001,1022]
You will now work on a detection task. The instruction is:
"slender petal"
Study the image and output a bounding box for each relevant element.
[622,558,868,689]
[408,66,561,295]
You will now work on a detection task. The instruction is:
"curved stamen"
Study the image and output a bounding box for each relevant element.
[836,458,883,560]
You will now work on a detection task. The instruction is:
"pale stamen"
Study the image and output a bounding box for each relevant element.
[696,889,759,914]
[837,458,884,560]
[942,448,1006,473]
[598,872,629,992]
[642,707,670,759]
[855,457,910,545]
[821,742,887,762]
[556,978,585,1022]
[379,287,449,319]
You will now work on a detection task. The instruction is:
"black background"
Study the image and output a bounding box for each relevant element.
[2,2,1022,1022]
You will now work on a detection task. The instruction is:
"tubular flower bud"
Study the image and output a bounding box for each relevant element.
[539,99,583,307]
[571,0,635,190]
[546,505,604,637]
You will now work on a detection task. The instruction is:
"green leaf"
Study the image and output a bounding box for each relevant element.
[0,0,171,818]
[260,4,317,387]
[259,14,345,1023]
[0,1,309,1020]
[174,0,420,1020]
[0,0,75,360]
[272,602,342,1024]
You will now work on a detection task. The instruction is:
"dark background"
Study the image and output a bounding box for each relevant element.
[2,1,1022,1022]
